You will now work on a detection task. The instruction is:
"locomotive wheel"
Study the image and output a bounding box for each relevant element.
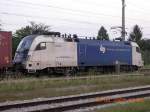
[64,68,77,76]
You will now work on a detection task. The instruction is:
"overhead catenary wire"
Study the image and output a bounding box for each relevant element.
[127,1,150,14]
[1,0,121,18]
[1,0,150,39]
[1,0,150,24]
[0,2,122,20]
[2,23,100,38]
[0,11,148,35]
[2,22,102,31]
[0,12,114,26]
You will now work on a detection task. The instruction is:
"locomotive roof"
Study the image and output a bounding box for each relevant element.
[78,39,132,46]
[25,35,133,46]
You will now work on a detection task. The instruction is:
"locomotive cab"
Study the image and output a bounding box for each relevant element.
[131,42,143,67]
[24,35,78,73]
[13,35,36,66]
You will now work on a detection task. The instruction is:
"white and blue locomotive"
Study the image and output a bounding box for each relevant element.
[14,34,143,73]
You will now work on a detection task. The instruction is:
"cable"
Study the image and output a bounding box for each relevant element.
[0,12,114,26]
[0,2,121,20]
[127,1,150,15]
[2,11,150,33]
[1,0,150,36]
[2,23,100,37]
[69,0,120,6]
[2,22,101,30]
[1,11,150,34]
[1,0,121,18]
[1,0,150,23]
[69,0,121,9]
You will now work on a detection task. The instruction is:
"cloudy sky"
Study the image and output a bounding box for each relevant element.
[0,0,150,39]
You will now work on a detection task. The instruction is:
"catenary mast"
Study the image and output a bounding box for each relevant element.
[122,0,126,41]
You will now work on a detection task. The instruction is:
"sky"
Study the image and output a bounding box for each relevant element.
[0,0,150,40]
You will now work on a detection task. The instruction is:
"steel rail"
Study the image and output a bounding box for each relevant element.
[0,85,150,111]
[139,68,150,75]
[32,90,150,112]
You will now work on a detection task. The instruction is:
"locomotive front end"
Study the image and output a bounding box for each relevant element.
[13,35,36,71]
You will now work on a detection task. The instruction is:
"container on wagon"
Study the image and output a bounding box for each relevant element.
[0,31,12,69]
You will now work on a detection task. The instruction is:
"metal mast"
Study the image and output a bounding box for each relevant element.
[122,0,126,41]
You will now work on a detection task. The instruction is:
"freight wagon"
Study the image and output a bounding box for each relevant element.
[13,34,143,74]
[0,31,12,73]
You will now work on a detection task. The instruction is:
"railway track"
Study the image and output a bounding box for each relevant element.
[139,68,150,75]
[0,85,150,112]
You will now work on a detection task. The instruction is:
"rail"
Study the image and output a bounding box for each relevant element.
[0,85,150,112]
[139,68,150,75]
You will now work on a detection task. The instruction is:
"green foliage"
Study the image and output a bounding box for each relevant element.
[138,39,150,65]
[142,50,150,65]
[128,25,150,65]
[13,21,51,39]
[97,100,150,112]
[128,25,142,44]
[97,26,109,40]
[0,75,150,102]
[12,21,51,57]
[12,37,22,58]
[139,39,150,50]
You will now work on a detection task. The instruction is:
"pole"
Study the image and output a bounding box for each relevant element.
[115,60,120,75]
[122,0,125,41]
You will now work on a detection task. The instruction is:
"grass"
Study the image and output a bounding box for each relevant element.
[0,73,150,102]
[144,65,150,69]
[96,99,150,112]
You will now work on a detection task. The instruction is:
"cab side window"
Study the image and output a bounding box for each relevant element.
[136,47,141,53]
[35,42,46,50]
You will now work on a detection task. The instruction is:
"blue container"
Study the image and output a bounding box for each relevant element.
[77,39,132,67]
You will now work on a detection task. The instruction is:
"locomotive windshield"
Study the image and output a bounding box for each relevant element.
[14,35,36,64]
[16,35,36,52]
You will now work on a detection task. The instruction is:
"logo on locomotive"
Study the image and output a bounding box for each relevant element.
[100,45,106,53]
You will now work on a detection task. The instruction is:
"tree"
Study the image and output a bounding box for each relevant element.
[12,22,51,57]
[12,37,22,58]
[138,39,150,65]
[97,26,109,40]
[128,25,142,44]
[14,21,51,39]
